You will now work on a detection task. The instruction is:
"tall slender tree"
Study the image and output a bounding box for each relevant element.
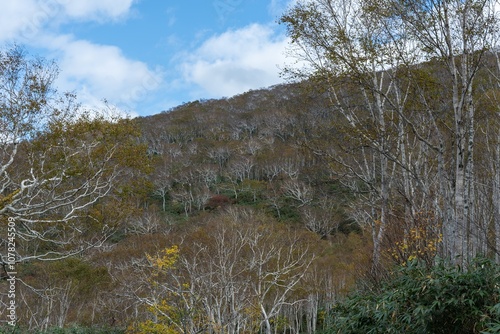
[281,0,500,266]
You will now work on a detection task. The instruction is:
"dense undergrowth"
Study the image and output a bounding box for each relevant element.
[3,257,498,333]
[325,258,500,334]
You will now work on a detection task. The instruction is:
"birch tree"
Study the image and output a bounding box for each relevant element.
[387,0,499,265]
[281,0,409,271]
[0,46,148,266]
[281,0,500,266]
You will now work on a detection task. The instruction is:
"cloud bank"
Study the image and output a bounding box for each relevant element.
[0,0,160,116]
[0,1,296,114]
[180,24,290,98]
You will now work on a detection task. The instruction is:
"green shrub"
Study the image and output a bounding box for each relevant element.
[327,258,500,334]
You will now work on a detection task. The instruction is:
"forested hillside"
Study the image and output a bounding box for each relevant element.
[3,0,500,331]
[139,82,354,232]
[0,48,371,333]
[1,54,497,333]
[120,81,373,334]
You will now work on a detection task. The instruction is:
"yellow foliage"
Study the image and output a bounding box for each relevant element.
[0,189,20,211]
[147,245,179,274]
[133,246,181,333]
[127,320,179,334]
[388,212,442,266]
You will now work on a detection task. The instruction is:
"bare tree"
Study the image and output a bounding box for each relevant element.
[137,209,316,334]
[282,178,314,207]
[281,0,500,266]
[0,46,146,264]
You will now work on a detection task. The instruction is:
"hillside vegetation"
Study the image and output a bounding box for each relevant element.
[0,50,371,332]
[1,57,497,333]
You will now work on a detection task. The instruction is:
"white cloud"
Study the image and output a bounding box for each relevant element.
[41,35,162,112]
[180,24,290,98]
[0,0,136,44]
[0,0,52,42]
[0,0,159,116]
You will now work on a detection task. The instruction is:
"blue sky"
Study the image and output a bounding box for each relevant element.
[0,0,297,117]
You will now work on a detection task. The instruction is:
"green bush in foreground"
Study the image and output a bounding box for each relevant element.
[328,258,500,334]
